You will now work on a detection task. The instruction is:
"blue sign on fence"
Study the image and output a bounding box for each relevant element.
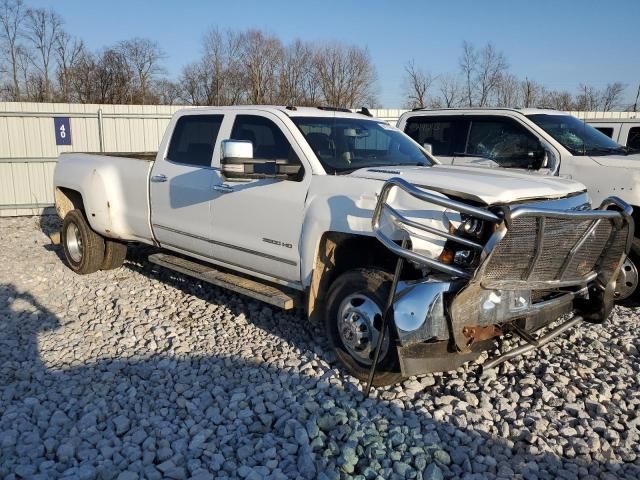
[54,117,71,146]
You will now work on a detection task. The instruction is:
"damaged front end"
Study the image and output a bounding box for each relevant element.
[372,178,634,377]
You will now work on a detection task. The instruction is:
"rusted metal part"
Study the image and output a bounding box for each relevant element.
[462,324,502,344]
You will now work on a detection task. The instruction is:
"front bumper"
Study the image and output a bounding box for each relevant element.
[372,178,634,376]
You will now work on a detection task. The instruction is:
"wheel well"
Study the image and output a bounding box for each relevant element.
[307,232,402,323]
[55,187,85,219]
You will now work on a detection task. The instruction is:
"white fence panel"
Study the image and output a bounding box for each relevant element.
[0,102,182,216]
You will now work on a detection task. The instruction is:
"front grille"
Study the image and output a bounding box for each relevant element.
[481,212,630,289]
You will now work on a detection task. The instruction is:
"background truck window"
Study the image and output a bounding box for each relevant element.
[594,127,614,138]
[167,115,224,167]
[627,127,640,151]
[465,119,542,168]
[404,119,454,155]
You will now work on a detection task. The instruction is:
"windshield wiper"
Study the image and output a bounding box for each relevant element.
[584,145,629,156]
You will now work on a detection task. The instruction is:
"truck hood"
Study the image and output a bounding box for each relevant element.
[348,164,585,205]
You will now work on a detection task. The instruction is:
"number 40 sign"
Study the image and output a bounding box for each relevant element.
[54,117,72,146]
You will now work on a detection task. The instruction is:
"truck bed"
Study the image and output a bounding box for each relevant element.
[54,152,155,243]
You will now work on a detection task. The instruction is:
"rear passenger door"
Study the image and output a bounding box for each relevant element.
[150,113,225,259]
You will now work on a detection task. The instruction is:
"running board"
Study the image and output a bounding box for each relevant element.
[148,253,301,310]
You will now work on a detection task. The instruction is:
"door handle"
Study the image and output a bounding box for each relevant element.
[213,184,234,194]
[151,174,167,183]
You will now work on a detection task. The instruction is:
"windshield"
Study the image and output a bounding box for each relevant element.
[292,117,433,174]
[527,114,627,156]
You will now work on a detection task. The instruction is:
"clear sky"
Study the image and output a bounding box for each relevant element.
[28,0,640,107]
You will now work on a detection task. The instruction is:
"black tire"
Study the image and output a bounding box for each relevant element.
[619,238,640,308]
[61,209,105,275]
[101,239,127,270]
[325,268,403,386]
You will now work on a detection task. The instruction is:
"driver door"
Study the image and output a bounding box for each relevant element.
[209,111,310,283]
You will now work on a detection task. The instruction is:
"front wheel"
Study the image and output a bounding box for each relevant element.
[61,209,105,275]
[617,238,640,307]
[325,268,403,386]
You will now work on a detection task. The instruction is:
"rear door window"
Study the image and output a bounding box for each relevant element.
[627,127,640,151]
[404,118,458,156]
[167,115,224,167]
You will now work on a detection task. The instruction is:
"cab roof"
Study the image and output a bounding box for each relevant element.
[405,107,567,116]
[175,105,378,120]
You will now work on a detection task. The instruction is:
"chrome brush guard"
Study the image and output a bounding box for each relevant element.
[365,177,633,393]
[371,177,634,352]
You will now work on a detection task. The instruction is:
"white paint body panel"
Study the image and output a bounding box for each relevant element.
[54,106,588,289]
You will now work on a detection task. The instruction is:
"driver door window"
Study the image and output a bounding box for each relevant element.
[466,119,544,169]
[230,115,302,180]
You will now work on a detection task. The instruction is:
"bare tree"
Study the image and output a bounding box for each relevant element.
[476,43,508,107]
[520,77,544,108]
[437,73,460,107]
[201,28,246,105]
[459,41,476,107]
[118,38,165,104]
[495,72,520,107]
[278,39,314,105]
[241,29,282,104]
[0,0,27,100]
[634,83,640,113]
[601,82,625,112]
[575,83,601,111]
[403,59,433,109]
[55,30,83,101]
[154,78,181,105]
[179,61,208,105]
[539,89,575,111]
[69,48,132,104]
[24,7,62,101]
[314,43,377,108]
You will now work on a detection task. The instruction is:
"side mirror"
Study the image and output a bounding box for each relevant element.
[220,139,302,180]
[422,142,433,154]
[525,149,546,170]
[222,139,253,160]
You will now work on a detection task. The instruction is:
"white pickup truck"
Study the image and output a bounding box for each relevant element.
[398,108,640,304]
[53,106,633,385]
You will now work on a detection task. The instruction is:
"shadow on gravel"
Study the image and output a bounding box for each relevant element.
[2,275,638,480]
[9,221,636,479]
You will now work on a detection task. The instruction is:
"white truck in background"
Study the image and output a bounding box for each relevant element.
[586,118,640,151]
[398,108,640,304]
[53,106,633,385]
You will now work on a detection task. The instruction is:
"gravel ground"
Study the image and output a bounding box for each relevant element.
[0,215,639,480]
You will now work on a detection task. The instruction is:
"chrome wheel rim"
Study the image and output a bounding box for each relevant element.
[66,222,83,263]
[337,293,389,365]
[614,257,638,301]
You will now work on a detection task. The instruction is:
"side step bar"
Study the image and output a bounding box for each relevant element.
[148,253,301,310]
